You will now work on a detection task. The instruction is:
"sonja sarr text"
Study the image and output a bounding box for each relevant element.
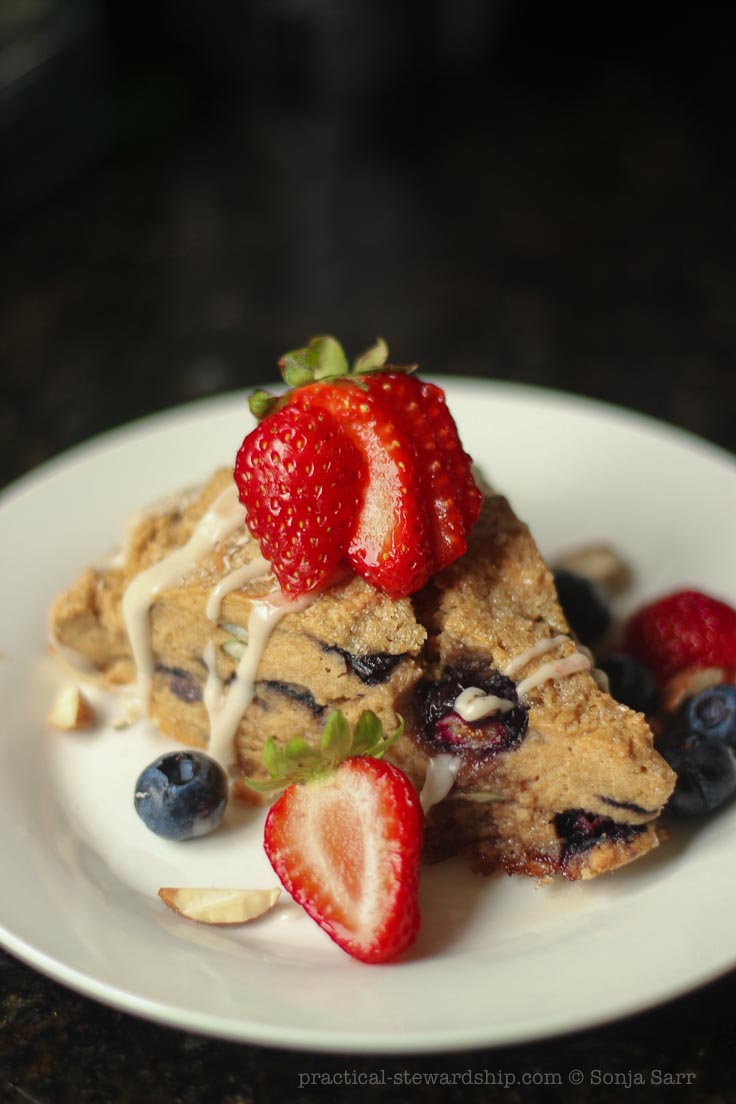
[590,1069,696,1088]
[298,1068,697,1090]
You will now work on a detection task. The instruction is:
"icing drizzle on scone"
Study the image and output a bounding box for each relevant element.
[121,483,320,763]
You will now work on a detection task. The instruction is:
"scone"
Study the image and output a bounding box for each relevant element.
[51,472,675,880]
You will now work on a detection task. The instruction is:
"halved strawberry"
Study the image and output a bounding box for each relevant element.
[287,379,433,598]
[265,756,422,963]
[233,404,364,596]
[362,373,482,571]
[248,710,423,964]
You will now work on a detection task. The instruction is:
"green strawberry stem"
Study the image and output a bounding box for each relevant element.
[243,709,404,794]
[247,335,416,421]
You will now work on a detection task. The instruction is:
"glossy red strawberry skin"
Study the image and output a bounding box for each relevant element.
[625,589,736,685]
[287,379,433,598]
[363,373,482,571]
[233,404,363,596]
[263,757,423,964]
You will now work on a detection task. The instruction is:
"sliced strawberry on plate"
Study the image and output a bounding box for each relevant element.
[247,710,423,964]
[265,755,422,964]
[625,589,736,685]
[233,404,363,596]
[287,379,433,598]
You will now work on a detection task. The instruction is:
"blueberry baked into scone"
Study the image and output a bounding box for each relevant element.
[50,337,675,883]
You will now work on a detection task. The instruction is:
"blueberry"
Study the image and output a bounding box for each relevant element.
[553,569,611,648]
[678,685,736,751]
[657,729,736,816]
[597,653,659,715]
[324,645,404,685]
[156,664,203,704]
[414,661,528,757]
[554,809,644,855]
[134,751,228,840]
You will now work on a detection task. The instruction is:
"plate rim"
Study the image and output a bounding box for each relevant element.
[2,378,734,511]
[2,917,734,1054]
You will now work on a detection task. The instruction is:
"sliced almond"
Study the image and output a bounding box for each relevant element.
[554,543,632,597]
[158,887,281,925]
[48,684,96,731]
[660,665,736,715]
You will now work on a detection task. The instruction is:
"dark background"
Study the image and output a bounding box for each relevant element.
[2,0,736,489]
[1,2,735,1101]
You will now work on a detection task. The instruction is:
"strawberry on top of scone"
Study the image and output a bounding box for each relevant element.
[234,336,482,600]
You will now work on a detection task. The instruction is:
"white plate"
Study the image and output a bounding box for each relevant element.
[1,380,735,1054]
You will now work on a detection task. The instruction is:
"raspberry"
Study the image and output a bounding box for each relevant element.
[624,590,736,685]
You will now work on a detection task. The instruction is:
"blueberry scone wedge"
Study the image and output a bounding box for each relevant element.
[51,476,674,880]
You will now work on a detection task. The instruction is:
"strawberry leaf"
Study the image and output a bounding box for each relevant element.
[352,337,389,374]
[248,389,280,419]
[262,736,284,778]
[241,709,404,794]
[279,347,319,388]
[320,710,353,762]
[352,710,404,757]
[249,335,418,422]
[278,336,349,388]
[247,737,322,793]
[351,709,383,755]
[311,336,349,380]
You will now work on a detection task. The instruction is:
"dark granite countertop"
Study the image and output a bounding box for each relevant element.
[1,947,734,1104]
[1,4,735,1101]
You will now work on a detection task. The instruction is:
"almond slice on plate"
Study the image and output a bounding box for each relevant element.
[48,684,96,731]
[158,887,281,925]
[553,543,632,597]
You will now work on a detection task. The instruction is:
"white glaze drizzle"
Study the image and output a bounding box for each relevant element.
[205,556,271,621]
[202,639,224,728]
[591,666,610,693]
[420,754,463,814]
[577,643,610,692]
[516,651,591,697]
[445,632,594,759]
[119,486,201,567]
[203,589,316,764]
[453,685,515,721]
[502,634,570,678]
[121,484,245,712]
[450,635,577,723]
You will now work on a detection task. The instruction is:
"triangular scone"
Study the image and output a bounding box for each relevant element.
[392,493,676,879]
[50,473,675,880]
